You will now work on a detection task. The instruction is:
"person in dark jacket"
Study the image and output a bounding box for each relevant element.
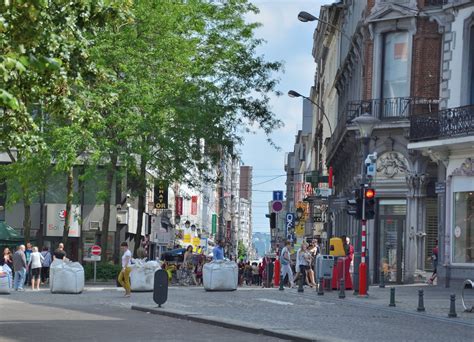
[12,245,27,291]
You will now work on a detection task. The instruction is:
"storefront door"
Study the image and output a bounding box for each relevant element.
[379,200,406,284]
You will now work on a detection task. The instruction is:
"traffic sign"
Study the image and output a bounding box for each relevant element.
[272,201,283,212]
[273,191,284,201]
[91,245,102,256]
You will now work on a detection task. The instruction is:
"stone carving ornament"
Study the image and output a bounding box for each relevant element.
[376,152,408,178]
[452,158,474,177]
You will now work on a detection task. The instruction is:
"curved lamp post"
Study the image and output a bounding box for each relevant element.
[288,90,333,137]
[297,11,361,62]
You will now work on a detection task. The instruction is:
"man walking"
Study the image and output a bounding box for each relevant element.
[13,245,27,291]
[213,240,224,260]
[118,242,132,297]
[280,240,295,288]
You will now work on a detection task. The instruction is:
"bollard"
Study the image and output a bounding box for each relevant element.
[317,278,324,296]
[379,270,385,288]
[298,272,304,293]
[389,288,396,307]
[417,289,425,312]
[448,294,457,318]
[339,278,346,299]
[279,273,284,291]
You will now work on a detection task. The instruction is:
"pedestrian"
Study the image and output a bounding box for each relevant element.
[213,240,224,260]
[258,262,263,286]
[183,245,196,285]
[12,245,27,291]
[244,262,252,286]
[194,253,204,286]
[40,247,52,284]
[28,246,44,291]
[24,242,33,286]
[428,239,438,285]
[118,242,132,297]
[53,243,67,261]
[299,242,316,288]
[279,240,295,288]
[252,262,259,285]
[1,247,14,271]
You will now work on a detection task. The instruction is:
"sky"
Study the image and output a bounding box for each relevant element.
[241,0,333,233]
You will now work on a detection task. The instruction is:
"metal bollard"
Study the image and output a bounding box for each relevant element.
[448,294,457,318]
[417,289,425,312]
[317,278,324,296]
[339,278,346,299]
[379,270,385,288]
[298,272,304,293]
[389,288,396,307]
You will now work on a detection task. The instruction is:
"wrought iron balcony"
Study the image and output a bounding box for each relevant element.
[410,105,474,142]
[326,96,438,162]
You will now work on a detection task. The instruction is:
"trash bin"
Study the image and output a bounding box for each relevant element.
[316,255,335,280]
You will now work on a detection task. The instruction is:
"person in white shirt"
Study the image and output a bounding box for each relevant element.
[118,242,132,297]
[28,247,44,291]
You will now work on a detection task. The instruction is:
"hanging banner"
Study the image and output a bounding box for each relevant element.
[212,214,217,235]
[154,180,169,209]
[175,197,183,216]
[191,196,198,215]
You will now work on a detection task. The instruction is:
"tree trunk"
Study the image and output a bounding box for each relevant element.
[133,157,147,257]
[101,153,117,263]
[22,190,31,244]
[62,167,74,250]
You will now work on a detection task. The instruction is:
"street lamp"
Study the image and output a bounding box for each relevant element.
[351,113,379,296]
[288,90,333,137]
[297,11,361,62]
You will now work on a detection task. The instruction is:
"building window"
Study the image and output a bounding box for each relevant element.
[382,31,409,99]
[452,191,474,264]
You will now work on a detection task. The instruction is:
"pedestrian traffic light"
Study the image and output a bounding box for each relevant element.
[346,189,362,220]
[364,188,376,220]
[266,212,277,229]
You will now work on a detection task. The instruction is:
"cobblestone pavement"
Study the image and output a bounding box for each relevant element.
[2,283,473,341]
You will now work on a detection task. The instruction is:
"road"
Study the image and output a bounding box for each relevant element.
[0,289,281,342]
[1,284,473,342]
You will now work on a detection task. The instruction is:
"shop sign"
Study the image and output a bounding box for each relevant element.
[154,181,169,209]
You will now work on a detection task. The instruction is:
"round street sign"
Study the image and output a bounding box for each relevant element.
[272,201,283,212]
[91,245,102,256]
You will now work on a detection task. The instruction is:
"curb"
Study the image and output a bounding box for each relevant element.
[131,305,338,342]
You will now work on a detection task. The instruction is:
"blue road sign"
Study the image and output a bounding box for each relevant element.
[273,190,284,201]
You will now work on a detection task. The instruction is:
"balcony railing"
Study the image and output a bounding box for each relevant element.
[345,97,439,121]
[327,96,438,161]
[410,105,474,142]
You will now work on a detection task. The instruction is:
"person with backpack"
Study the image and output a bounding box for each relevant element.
[40,247,52,284]
[279,240,295,288]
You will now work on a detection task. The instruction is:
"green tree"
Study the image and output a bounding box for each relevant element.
[238,240,248,261]
[1,1,130,251]
[90,0,282,257]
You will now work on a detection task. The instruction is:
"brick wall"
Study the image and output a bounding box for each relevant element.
[411,18,442,99]
[363,40,374,101]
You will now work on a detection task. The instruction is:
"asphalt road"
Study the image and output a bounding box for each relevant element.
[1,285,473,342]
[0,291,281,342]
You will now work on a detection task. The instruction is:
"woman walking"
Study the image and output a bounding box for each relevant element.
[1,247,14,271]
[299,242,317,288]
[28,247,44,290]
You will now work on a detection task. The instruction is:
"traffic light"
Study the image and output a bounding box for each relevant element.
[347,189,362,219]
[266,212,277,229]
[364,188,376,220]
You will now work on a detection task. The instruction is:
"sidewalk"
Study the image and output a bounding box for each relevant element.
[131,284,474,341]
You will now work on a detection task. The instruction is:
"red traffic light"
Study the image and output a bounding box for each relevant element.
[365,188,375,199]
